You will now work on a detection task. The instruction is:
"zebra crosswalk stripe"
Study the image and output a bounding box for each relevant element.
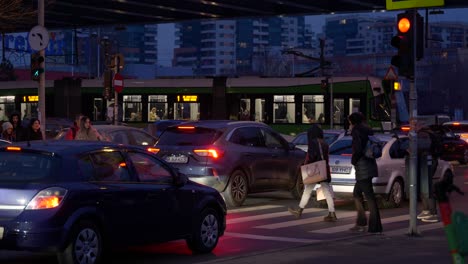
[311,214,409,233]
[255,211,356,229]
[227,208,325,224]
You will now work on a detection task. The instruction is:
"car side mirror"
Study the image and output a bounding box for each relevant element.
[288,142,296,150]
[174,171,188,187]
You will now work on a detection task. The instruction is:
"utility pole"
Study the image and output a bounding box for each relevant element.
[407,9,419,236]
[38,0,46,140]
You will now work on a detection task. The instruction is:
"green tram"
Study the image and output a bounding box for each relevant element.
[0,76,391,135]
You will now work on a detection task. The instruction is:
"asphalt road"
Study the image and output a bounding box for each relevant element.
[1,164,467,264]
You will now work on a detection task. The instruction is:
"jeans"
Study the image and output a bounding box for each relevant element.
[299,182,335,212]
[353,178,383,233]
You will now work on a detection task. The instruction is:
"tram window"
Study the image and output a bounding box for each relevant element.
[333,99,345,124]
[174,103,200,121]
[123,95,142,122]
[370,94,391,121]
[273,95,295,124]
[0,96,16,122]
[302,95,325,124]
[239,99,251,121]
[148,95,168,121]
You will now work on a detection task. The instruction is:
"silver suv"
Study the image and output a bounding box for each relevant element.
[154,120,306,207]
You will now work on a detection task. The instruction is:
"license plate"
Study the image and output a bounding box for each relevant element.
[330,166,352,174]
[0,227,4,240]
[165,155,188,163]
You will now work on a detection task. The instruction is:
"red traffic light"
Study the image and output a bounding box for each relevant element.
[398,17,411,33]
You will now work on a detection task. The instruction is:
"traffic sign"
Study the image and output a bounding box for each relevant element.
[384,66,398,80]
[386,0,444,10]
[113,73,124,93]
[28,25,50,51]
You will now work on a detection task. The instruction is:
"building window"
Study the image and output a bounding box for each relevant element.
[302,95,325,124]
[273,95,295,124]
[123,95,142,122]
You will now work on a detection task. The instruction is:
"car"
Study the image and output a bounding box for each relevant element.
[153,120,307,207]
[443,120,468,143]
[0,139,11,146]
[291,129,347,152]
[427,124,468,164]
[55,125,158,146]
[145,120,186,139]
[0,140,226,264]
[327,134,454,207]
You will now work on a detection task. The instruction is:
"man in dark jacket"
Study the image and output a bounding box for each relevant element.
[348,112,383,233]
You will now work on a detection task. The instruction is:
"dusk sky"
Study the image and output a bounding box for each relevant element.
[157,8,468,67]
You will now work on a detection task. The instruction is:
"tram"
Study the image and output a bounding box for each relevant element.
[0,76,392,134]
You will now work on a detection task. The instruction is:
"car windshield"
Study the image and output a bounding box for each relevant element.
[324,133,339,145]
[0,151,58,182]
[444,124,468,134]
[329,139,353,155]
[157,126,222,146]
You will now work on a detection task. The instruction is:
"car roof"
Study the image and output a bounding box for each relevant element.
[333,134,395,142]
[3,140,143,156]
[169,120,269,130]
[294,129,347,137]
[93,125,145,132]
[443,121,468,125]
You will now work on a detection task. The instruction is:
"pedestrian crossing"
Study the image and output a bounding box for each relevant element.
[224,204,443,243]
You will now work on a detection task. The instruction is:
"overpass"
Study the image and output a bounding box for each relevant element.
[7,0,468,32]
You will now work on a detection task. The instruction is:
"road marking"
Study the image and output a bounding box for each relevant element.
[227,208,325,224]
[255,211,356,229]
[228,205,284,213]
[383,222,443,236]
[311,214,409,234]
[225,232,321,243]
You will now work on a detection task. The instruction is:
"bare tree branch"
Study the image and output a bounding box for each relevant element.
[0,0,56,32]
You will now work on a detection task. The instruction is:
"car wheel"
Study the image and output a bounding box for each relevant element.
[57,220,103,264]
[387,178,405,208]
[458,149,468,164]
[186,208,220,254]
[224,170,248,207]
[291,171,304,200]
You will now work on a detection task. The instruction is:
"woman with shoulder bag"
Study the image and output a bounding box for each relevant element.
[288,123,337,222]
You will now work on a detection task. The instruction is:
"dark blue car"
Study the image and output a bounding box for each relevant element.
[0,141,226,264]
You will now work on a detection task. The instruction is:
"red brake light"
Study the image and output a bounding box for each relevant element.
[26,187,67,210]
[194,149,222,159]
[453,122,460,126]
[147,147,160,153]
[6,146,21,151]
[401,126,410,132]
[178,126,195,130]
[119,162,127,167]
[341,153,352,156]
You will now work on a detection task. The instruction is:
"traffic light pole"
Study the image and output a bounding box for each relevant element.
[113,56,120,126]
[407,9,419,236]
[38,0,46,140]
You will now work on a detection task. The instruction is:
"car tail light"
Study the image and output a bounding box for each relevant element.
[341,153,352,156]
[460,134,468,142]
[6,146,21,151]
[26,187,67,210]
[194,148,223,159]
[147,147,160,154]
[401,126,410,132]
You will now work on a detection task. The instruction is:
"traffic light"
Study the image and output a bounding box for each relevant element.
[30,52,44,81]
[390,11,423,78]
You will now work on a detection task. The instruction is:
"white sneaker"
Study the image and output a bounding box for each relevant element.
[417,210,431,220]
[421,214,439,223]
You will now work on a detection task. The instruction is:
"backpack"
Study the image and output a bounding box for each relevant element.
[364,135,383,159]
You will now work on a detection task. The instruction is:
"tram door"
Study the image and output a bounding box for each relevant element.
[253,98,265,122]
[93,98,104,121]
[332,97,361,127]
[174,95,200,121]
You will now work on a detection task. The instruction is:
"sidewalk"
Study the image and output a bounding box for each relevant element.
[199,227,461,264]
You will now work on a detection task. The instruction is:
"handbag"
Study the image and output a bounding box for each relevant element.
[316,183,335,201]
[301,139,327,185]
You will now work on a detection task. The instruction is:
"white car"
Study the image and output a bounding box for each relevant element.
[328,134,454,207]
